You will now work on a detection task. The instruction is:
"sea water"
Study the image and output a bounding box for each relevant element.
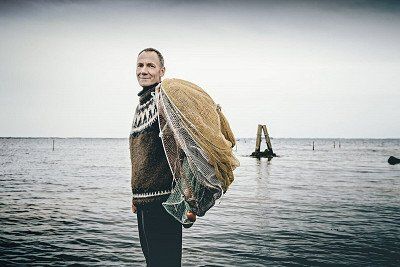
[1,138,399,266]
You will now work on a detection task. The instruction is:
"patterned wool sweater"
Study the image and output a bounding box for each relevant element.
[130,83,173,205]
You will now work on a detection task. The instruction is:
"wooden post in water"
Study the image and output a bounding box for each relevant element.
[251,124,276,158]
[339,141,341,148]
[334,141,336,148]
[255,124,262,154]
[313,141,315,151]
[262,125,274,155]
[52,139,55,151]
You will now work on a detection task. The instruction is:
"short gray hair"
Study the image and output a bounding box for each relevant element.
[138,48,164,67]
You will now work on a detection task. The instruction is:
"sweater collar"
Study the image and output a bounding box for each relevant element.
[138,82,159,104]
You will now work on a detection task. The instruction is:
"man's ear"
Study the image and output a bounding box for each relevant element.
[160,67,166,77]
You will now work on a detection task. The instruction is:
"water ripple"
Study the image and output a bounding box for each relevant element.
[1,138,399,266]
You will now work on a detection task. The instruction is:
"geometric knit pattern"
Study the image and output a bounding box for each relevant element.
[132,189,172,199]
[130,94,158,136]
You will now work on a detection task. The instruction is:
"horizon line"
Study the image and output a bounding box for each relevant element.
[1,136,399,140]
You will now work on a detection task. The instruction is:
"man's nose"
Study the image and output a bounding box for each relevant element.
[138,67,149,75]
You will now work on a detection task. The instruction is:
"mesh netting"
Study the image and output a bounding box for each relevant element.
[157,87,223,226]
[156,79,239,226]
[161,79,239,190]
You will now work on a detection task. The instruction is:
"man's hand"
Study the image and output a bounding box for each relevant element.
[131,201,137,214]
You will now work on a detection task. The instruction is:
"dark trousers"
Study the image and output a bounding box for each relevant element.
[137,202,182,267]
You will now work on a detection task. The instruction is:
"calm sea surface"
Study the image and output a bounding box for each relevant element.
[1,138,399,266]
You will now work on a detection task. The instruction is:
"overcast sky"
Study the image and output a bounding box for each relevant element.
[1,0,399,138]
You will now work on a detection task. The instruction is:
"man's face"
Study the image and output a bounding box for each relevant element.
[136,51,165,87]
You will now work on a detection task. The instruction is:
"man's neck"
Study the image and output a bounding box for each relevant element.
[138,82,159,104]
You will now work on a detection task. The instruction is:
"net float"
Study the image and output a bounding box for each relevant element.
[186,211,196,222]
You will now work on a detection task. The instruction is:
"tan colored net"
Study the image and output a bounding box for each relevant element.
[156,78,239,226]
[160,78,239,191]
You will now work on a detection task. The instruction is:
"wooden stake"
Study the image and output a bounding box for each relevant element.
[251,124,276,158]
[262,125,273,154]
[313,141,315,150]
[52,139,54,151]
[255,124,262,153]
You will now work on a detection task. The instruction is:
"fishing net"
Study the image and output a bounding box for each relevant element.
[156,78,239,226]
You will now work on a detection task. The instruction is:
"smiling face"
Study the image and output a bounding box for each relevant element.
[136,51,165,87]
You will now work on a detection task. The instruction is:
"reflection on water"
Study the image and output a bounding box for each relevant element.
[255,158,272,179]
[1,138,399,266]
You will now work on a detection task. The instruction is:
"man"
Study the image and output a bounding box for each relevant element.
[130,48,182,266]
